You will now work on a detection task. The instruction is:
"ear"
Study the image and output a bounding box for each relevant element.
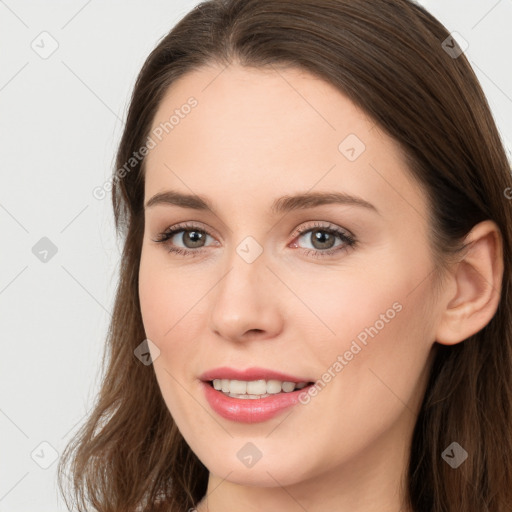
[435,220,504,346]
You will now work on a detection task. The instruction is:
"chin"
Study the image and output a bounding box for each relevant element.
[194,441,315,488]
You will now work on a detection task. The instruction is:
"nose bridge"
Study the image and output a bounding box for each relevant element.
[208,235,281,340]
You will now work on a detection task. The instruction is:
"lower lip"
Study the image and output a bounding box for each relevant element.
[202,381,311,423]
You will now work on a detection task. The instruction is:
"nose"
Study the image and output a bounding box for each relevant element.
[208,245,284,343]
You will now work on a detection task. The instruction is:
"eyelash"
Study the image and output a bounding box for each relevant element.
[152,221,357,259]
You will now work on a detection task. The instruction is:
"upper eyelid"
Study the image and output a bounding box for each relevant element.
[157,221,218,240]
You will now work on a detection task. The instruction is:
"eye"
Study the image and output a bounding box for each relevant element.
[290,221,356,258]
[152,222,217,257]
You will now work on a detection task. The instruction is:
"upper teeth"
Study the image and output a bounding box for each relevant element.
[212,379,307,396]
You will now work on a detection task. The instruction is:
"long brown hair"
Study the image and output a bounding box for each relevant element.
[58,1,512,510]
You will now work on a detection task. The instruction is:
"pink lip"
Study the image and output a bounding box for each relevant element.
[199,366,314,423]
[201,382,312,423]
[199,366,311,383]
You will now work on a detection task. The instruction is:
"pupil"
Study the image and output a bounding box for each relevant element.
[313,230,335,249]
[186,230,204,248]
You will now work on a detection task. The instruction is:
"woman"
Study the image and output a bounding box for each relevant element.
[58,0,512,511]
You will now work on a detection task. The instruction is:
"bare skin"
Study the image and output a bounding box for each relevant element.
[138,63,503,512]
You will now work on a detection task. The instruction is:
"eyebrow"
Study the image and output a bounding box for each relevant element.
[144,190,380,215]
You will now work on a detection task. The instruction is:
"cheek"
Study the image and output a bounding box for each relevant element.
[281,257,420,368]
[138,250,205,343]
[294,245,435,399]
[139,271,171,345]
[138,255,206,427]
[138,249,213,420]
[302,259,435,437]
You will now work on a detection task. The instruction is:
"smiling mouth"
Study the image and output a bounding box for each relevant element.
[208,378,315,399]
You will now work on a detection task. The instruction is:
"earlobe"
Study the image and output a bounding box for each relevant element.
[435,220,504,346]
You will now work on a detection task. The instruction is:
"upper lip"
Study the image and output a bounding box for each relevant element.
[199,366,313,383]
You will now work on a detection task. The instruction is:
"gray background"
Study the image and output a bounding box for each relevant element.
[1,1,511,510]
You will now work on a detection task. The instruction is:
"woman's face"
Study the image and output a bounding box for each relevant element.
[139,63,441,491]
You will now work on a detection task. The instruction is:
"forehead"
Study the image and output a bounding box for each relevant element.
[143,63,428,224]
